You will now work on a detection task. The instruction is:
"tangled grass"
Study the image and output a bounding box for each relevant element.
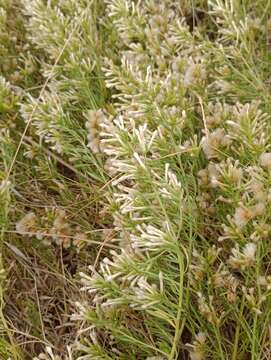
[1,0,271,359]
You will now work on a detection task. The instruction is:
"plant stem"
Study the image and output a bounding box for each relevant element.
[169,250,184,360]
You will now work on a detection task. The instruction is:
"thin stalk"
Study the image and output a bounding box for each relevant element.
[169,250,184,360]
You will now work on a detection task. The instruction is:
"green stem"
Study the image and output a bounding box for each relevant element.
[214,325,226,360]
[232,299,245,360]
[251,313,258,360]
[232,323,240,360]
[169,250,184,360]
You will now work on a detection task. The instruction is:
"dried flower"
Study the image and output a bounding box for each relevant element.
[73,231,88,250]
[242,286,266,315]
[249,180,266,202]
[213,269,239,302]
[183,59,206,87]
[49,209,71,248]
[197,292,219,325]
[233,205,252,228]
[257,275,271,290]
[33,346,61,360]
[85,109,105,153]
[197,168,209,186]
[201,128,231,159]
[185,332,206,360]
[16,212,37,235]
[232,203,265,228]
[260,152,271,169]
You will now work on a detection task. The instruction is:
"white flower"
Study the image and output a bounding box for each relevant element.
[131,277,160,309]
[229,243,257,270]
[131,223,172,251]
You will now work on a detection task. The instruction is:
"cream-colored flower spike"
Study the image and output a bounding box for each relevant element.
[85,109,105,153]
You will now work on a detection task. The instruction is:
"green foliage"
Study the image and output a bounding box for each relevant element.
[0,0,271,359]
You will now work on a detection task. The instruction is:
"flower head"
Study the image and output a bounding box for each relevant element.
[228,243,257,270]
